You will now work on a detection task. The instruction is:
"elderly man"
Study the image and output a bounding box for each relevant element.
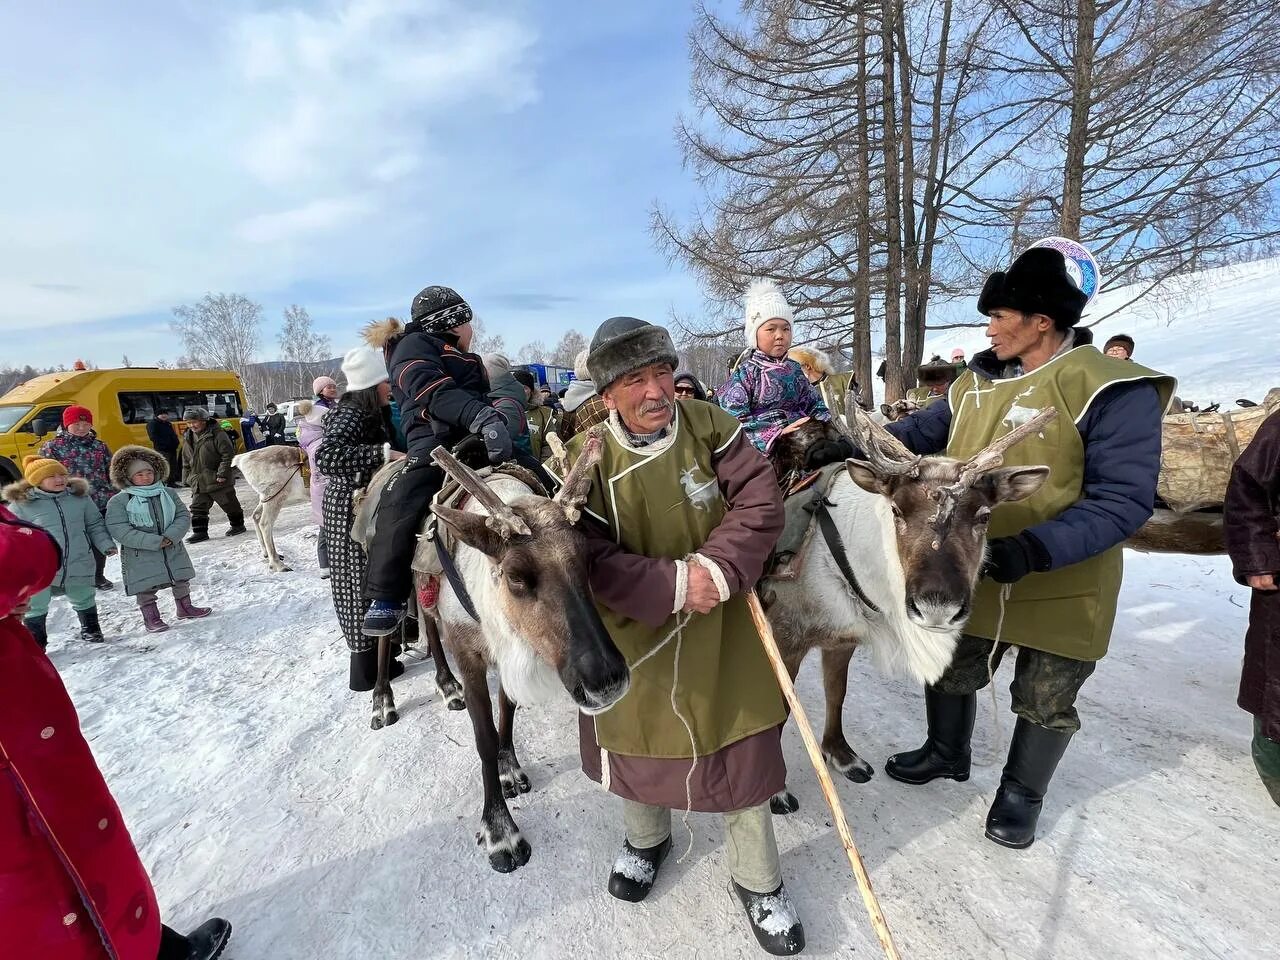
[873,247,1175,849]
[180,407,246,543]
[558,317,802,956]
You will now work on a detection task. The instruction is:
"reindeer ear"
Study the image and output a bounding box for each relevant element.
[845,459,893,496]
[980,465,1049,503]
[432,505,506,560]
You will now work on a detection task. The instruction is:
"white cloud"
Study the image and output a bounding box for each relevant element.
[236,196,373,244]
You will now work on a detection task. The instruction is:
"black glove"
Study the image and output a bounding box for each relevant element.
[804,437,855,469]
[470,410,513,464]
[981,533,1049,584]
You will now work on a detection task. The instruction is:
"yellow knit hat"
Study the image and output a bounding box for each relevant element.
[22,455,68,487]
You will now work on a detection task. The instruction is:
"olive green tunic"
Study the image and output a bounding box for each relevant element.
[948,346,1174,660]
[564,401,786,760]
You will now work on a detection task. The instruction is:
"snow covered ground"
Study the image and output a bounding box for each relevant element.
[39,486,1278,960]
[926,255,1280,407]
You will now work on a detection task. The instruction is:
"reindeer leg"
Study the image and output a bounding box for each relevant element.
[457,650,531,873]
[261,497,290,572]
[425,617,465,710]
[370,633,399,730]
[496,687,530,797]
[252,502,270,562]
[820,645,873,783]
[770,648,807,816]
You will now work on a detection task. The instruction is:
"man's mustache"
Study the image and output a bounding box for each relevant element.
[639,398,674,415]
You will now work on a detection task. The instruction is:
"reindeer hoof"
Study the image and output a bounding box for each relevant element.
[500,770,531,798]
[371,708,399,730]
[478,831,532,873]
[770,790,800,815]
[826,750,875,784]
[438,678,466,710]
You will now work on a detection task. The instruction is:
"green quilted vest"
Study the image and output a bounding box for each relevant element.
[563,401,786,758]
[947,346,1175,661]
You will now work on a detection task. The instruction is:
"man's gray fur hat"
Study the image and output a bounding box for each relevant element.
[587,317,679,390]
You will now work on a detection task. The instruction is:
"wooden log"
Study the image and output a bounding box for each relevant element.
[746,592,902,960]
[1128,508,1225,555]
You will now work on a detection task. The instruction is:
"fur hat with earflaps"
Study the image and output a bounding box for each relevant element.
[109,445,169,489]
[977,247,1088,330]
[587,317,679,391]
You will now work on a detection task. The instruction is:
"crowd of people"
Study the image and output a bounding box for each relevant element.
[2,242,1275,959]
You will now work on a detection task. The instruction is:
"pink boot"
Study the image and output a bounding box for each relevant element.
[140,600,170,634]
[175,595,213,620]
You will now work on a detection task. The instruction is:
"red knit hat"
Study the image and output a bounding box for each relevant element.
[62,405,93,427]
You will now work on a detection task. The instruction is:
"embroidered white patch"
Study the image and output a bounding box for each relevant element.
[679,466,720,511]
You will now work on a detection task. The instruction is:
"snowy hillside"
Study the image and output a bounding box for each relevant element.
[43,488,1280,960]
[925,255,1280,404]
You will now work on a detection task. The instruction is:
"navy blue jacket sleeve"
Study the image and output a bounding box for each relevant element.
[885,399,952,455]
[1024,381,1163,570]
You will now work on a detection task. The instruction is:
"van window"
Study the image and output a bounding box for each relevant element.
[0,405,33,434]
[208,391,243,419]
[20,406,70,437]
[119,392,157,424]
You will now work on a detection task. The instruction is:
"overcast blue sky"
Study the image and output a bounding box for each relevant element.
[0,0,713,368]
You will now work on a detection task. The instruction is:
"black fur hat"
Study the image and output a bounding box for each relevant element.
[977,247,1088,330]
[587,317,679,390]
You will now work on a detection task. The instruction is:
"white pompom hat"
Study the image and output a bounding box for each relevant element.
[743,279,794,347]
[342,345,389,392]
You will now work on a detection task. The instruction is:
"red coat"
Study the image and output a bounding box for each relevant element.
[0,504,161,960]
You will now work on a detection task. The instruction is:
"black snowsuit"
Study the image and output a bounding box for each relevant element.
[146,416,182,485]
[316,400,389,652]
[363,327,496,602]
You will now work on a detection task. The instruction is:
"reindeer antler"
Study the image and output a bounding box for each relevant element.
[930,406,1060,543]
[545,431,570,478]
[553,427,605,524]
[831,392,922,478]
[431,446,532,538]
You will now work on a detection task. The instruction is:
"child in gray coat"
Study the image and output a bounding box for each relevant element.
[3,454,116,646]
[105,446,212,633]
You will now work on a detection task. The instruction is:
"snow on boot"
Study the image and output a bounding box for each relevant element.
[885,689,976,785]
[175,595,213,620]
[77,607,105,643]
[363,599,406,636]
[607,835,672,903]
[348,648,404,692]
[24,615,48,650]
[732,880,805,956]
[984,717,1073,849]
[180,918,233,960]
[140,601,170,634]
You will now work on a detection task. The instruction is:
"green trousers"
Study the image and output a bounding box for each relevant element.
[26,583,97,617]
[1253,719,1280,807]
[932,633,1098,733]
[624,799,782,894]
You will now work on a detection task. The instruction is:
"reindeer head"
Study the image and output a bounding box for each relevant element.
[835,396,1054,631]
[430,431,629,714]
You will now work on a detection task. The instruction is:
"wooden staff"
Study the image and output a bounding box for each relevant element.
[746,591,902,960]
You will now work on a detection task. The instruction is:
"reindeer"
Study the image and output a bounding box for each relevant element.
[367,432,630,873]
[763,396,1057,812]
[231,445,309,572]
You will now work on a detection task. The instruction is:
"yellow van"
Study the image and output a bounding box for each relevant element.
[0,368,247,483]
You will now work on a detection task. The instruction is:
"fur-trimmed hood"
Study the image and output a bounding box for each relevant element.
[2,476,90,503]
[109,445,169,489]
[362,316,404,350]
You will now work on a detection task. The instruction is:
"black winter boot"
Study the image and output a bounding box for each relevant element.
[885,688,976,785]
[187,516,209,544]
[77,607,105,643]
[24,615,48,650]
[224,512,248,537]
[607,835,672,902]
[157,918,233,960]
[348,648,405,692]
[985,717,1073,849]
[731,880,806,956]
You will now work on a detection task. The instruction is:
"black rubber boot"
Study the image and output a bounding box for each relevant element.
[76,607,105,643]
[985,717,1073,849]
[607,835,672,902]
[885,688,976,785]
[731,880,806,956]
[187,516,209,544]
[224,516,248,538]
[24,615,48,650]
[158,918,233,960]
[348,648,405,692]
